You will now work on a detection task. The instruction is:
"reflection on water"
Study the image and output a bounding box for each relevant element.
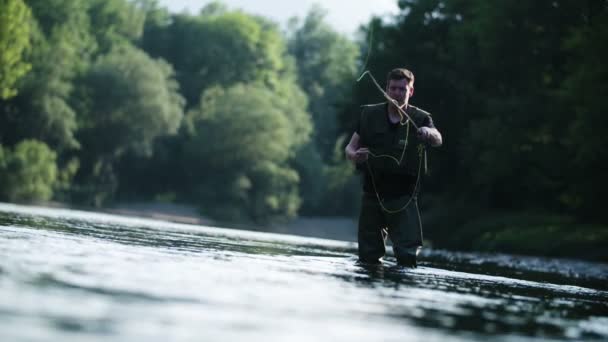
[1,203,607,341]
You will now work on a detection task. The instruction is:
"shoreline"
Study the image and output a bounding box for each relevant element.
[39,201,359,242]
[18,201,606,262]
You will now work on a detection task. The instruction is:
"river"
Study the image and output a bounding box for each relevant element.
[1,203,607,341]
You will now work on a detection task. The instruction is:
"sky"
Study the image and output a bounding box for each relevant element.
[157,0,400,36]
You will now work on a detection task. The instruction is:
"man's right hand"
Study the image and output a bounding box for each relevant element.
[350,148,369,163]
[345,132,369,164]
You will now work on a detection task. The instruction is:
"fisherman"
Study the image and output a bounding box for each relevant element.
[345,68,442,267]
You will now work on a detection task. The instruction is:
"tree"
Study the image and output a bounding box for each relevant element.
[141,6,289,107]
[87,0,146,53]
[183,82,311,223]
[0,0,32,99]
[286,5,359,214]
[287,5,359,161]
[74,45,184,205]
[1,0,96,151]
[134,5,315,214]
[0,140,58,202]
[79,46,184,158]
[560,3,608,220]
[453,0,586,210]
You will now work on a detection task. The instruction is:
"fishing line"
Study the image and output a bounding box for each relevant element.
[357,23,374,78]
[367,146,425,213]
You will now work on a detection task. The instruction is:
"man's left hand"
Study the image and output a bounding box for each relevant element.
[417,127,442,147]
[417,127,432,141]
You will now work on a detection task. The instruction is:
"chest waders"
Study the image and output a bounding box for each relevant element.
[365,119,428,213]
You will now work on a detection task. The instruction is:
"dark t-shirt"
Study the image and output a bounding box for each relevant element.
[355,103,435,198]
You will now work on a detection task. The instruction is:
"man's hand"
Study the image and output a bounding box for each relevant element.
[346,147,369,164]
[417,127,431,140]
[417,127,442,147]
[345,132,371,164]
[353,148,369,163]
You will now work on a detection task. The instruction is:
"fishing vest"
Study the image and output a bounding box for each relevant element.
[358,102,431,176]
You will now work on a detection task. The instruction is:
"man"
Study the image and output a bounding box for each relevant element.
[345,68,442,267]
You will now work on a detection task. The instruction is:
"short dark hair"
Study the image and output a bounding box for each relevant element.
[387,68,415,85]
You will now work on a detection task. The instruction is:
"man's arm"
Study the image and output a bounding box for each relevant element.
[409,106,442,147]
[345,132,369,163]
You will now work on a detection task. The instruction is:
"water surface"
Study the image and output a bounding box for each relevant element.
[1,203,607,341]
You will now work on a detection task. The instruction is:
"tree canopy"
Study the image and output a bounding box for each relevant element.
[0,0,32,99]
[182,82,310,222]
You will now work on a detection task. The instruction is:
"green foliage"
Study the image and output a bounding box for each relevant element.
[24,0,95,73]
[468,213,607,261]
[322,135,361,215]
[474,224,608,261]
[138,0,173,63]
[134,5,313,215]
[88,0,146,53]
[559,8,608,219]
[70,45,184,206]
[0,0,32,99]
[425,204,608,261]
[453,0,584,208]
[1,0,96,151]
[184,83,310,223]
[78,45,184,159]
[294,134,360,216]
[0,140,58,202]
[248,161,301,223]
[198,1,228,16]
[291,142,327,214]
[141,7,289,107]
[24,0,90,37]
[186,84,292,167]
[55,158,79,194]
[286,6,359,215]
[287,5,359,161]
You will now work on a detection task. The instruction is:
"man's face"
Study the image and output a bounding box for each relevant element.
[386,78,413,106]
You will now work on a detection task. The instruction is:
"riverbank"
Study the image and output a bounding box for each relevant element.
[425,209,608,263]
[40,201,358,242]
[110,203,358,241]
[29,201,608,262]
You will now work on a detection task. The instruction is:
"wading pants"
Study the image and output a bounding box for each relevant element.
[357,193,423,264]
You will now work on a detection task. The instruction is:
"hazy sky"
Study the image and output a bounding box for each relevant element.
[157,0,399,35]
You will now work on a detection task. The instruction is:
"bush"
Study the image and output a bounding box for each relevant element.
[0,140,58,202]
